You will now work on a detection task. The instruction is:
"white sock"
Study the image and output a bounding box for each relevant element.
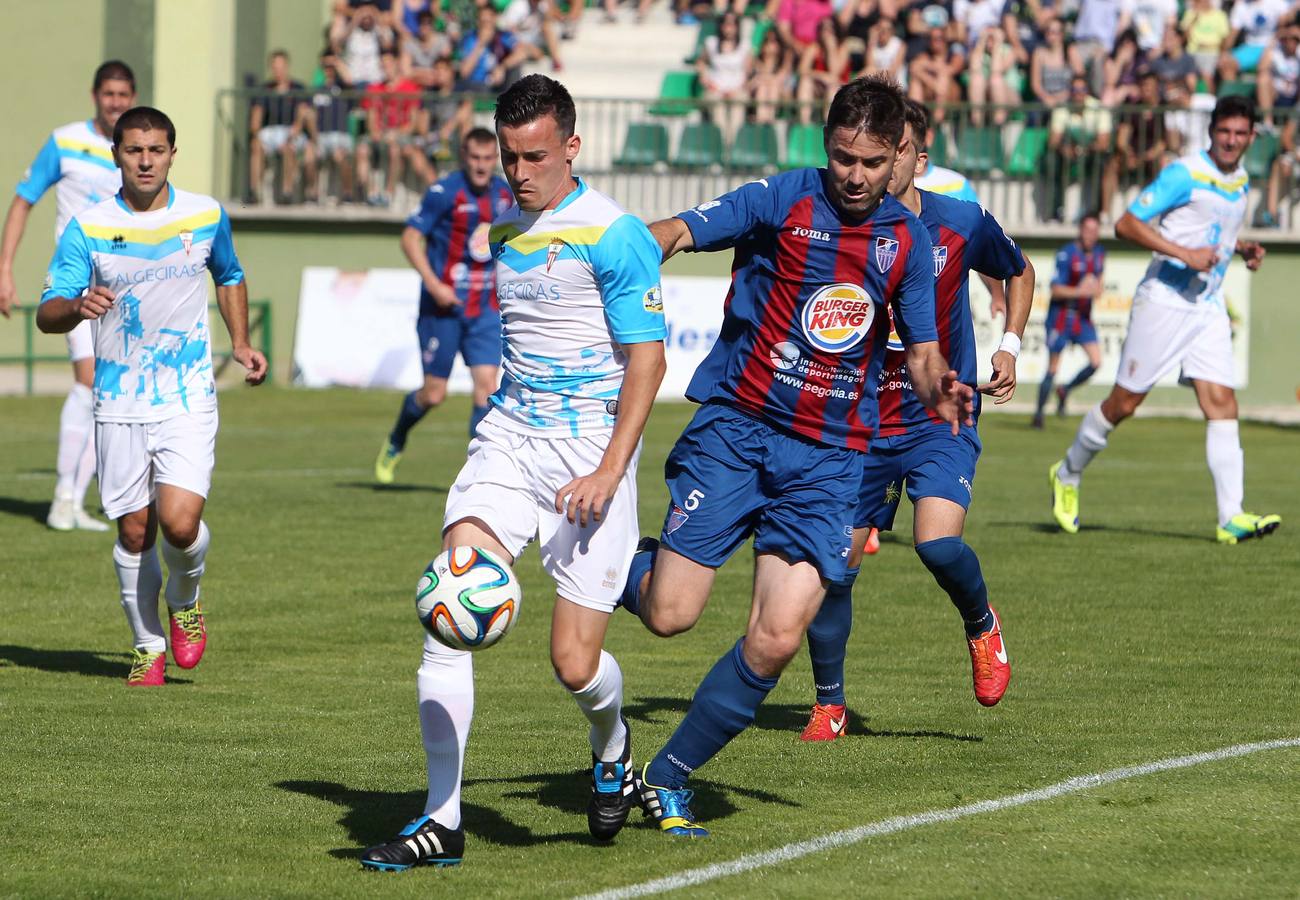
[72,419,98,511]
[419,635,474,829]
[161,521,210,611]
[114,542,165,652]
[1206,419,1244,527]
[55,384,93,501]
[1060,402,1115,487]
[569,650,627,762]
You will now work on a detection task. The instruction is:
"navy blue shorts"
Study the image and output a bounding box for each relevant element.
[659,403,860,582]
[855,425,982,530]
[1045,308,1098,354]
[417,312,501,379]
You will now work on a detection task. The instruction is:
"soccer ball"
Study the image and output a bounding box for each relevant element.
[416,546,521,651]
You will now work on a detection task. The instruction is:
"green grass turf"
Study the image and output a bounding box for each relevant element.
[1,387,1297,897]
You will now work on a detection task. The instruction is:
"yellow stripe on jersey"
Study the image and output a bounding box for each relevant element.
[54,137,115,163]
[1190,170,1248,194]
[925,180,966,195]
[488,224,608,254]
[81,207,222,245]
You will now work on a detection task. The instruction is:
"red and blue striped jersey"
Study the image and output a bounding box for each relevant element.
[1049,240,1105,320]
[678,169,938,451]
[405,170,513,318]
[875,190,1025,437]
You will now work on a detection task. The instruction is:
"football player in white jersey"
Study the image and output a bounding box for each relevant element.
[36,107,267,686]
[1049,96,1281,545]
[0,61,136,532]
[361,75,667,870]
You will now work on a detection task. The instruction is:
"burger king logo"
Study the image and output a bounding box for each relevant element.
[801,283,877,353]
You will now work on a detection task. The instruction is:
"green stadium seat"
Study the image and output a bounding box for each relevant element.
[928,126,949,167]
[648,71,699,116]
[672,121,725,168]
[1245,129,1280,180]
[729,122,780,170]
[750,16,772,51]
[954,125,1003,175]
[782,123,828,169]
[614,122,670,168]
[1006,127,1049,178]
[1218,79,1257,99]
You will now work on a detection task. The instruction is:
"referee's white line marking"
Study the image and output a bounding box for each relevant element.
[578,737,1300,900]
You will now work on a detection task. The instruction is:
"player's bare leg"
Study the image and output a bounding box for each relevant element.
[629,546,717,637]
[468,364,497,437]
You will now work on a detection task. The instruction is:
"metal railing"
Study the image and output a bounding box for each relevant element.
[0,300,273,395]
[215,88,1300,234]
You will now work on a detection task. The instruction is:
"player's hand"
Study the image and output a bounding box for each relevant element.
[934,369,975,435]
[1180,246,1218,272]
[555,466,621,527]
[1238,240,1266,271]
[74,286,115,321]
[1079,273,1101,297]
[232,345,269,385]
[428,279,462,311]
[0,269,18,318]
[978,350,1018,404]
[988,295,1006,319]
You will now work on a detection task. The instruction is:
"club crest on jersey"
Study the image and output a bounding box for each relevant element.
[801,283,876,353]
[932,245,947,276]
[546,237,564,272]
[875,237,899,272]
[179,231,193,255]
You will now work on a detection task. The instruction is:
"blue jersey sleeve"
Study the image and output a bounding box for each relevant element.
[40,219,93,302]
[890,223,938,346]
[406,180,453,236]
[970,208,1025,280]
[207,207,245,286]
[15,136,62,205]
[1129,162,1194,221]
[591,214,668,344]
[1050,245,1073,287]
[677,177,782,253]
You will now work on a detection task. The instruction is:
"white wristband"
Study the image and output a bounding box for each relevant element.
[998,332,1021,358]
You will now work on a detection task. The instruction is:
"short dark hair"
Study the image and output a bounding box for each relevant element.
[824,75,905,148]
[1079,210,1101,227]
[93,60,135,93]
[417,9,435,25]
[269,48,289,62]
[113,106,176,147]
[903,99,930,153]
[463,126,497,147]
[1211,94,1257,128]
[494,74,577,139]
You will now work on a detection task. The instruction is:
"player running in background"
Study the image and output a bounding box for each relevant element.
[801,99,1034,741]
[36,107,267,686]
[361,76,667,870]
[375,127,513,484]
[1049,96,1281,545]
[1032,212,1105,428]
[616,76,973,837]
[0,61,136,532]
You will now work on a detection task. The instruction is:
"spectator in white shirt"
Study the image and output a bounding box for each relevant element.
[1220,0,1289,81]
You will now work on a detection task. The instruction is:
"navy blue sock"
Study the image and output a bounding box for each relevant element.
[619,543,656,618]
[1035,373,1054,416]
[388,391,429,452]
[469,403,490,437]
[915,537,992,637]
[806,566,859,705]
[1064,364,1097,393]
[645,638,778,789]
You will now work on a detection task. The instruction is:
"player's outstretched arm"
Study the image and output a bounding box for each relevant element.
[906,340,975,435]
[648,217,695,263]
[979,256,1035,404]
[1115,212,1217,271]
[555,339,666,526]
[37,286,115,333]
[0,196,35,317]
[215,281,268,385]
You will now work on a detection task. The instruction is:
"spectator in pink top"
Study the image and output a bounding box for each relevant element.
[774,0,836,51]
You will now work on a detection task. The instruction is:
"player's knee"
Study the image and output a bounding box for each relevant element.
[160,518,201,549]
[550,649,598,691]
[418,384,447,407]
[744,624,801,675]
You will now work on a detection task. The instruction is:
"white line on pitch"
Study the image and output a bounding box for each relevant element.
[578,737,1300,900]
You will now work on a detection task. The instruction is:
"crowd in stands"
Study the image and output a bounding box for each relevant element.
[243,0,1300,225]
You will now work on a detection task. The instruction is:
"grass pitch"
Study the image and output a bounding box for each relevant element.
[1,387,1297,898]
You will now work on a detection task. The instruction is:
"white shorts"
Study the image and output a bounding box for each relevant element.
[442,413,640,613]
[1115,285,1236,393]
[95,409,219,520]
[66,320,93,362]
[258,125,307,154]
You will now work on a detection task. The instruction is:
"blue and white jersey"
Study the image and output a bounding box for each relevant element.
[487,177,666,438]
[16,120,121,239]
[41,185,244,423]
[914,163,980,205]
[1128,151,1248,309]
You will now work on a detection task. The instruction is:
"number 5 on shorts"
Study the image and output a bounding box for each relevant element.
[684,489,705,511]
